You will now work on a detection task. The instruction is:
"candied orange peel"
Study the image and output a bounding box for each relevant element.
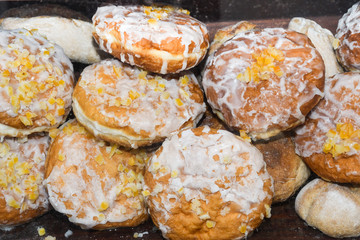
[143,5,189,21]
[323,122,360,157]
[237,45,284,84]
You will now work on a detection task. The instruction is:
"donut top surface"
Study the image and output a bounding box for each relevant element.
[73,59,205,144]
[0,135,50,218]
[45,120,149,229]
[336,2,360,70]
[144,126,273,235]
[0,29,74,131]
[92,5,209,73]
[202,28,325,137]
[295,72,360,159]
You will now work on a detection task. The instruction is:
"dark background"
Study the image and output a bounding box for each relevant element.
[0,0,359,22]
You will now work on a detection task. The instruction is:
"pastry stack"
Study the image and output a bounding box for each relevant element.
[1,1,359,240]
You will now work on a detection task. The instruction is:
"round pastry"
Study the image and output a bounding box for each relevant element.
[289,17,343,78]
[0,29,74,137]
[72,59,205,148]
[44,120,149,230]
[254,135,310,203]
[202,27,325,140]
[335,2,360,71]
[143,126,273,240]
[294,72,360,184]
[0,134,50,227]
[296,178,360,238]
[92,5,209,74]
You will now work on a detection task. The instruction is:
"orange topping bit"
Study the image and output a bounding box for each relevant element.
[206,220,216,228]
[148,18,157,25]
[171,170,178,178]
[175,98,183,107]
[45,113,56,125]
[98,201,109,211]
[323,123,360,157]
[113,65,122,77]
[237,45,284,84]
[2,69,10,77]
[58,108,65,116]
[58,153,65,162]
[55,98,65,106]
[239,224,247,234]
[161,92,170,100]
[19,116,33,126]
[180,75,189,86]
[95,154,105,165]
[138,70,148,80]
[142,190,150,197]
[239,130,251,142]
[129,90,140,100]
[7,197,20,209]
[37,227,46,236]
[97,88,104,94]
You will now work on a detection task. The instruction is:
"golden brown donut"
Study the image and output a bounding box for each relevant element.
[44,120,150,230]
[0,134,50,228]
[0,29,74,137]
[144,126,273,240]
[296,178,360,238]
[92,5,209,74]
[254,135,310,203]
[335,2,360,71]
[72,59,205,148]
[294,72,360,183]
[202,27,325,140]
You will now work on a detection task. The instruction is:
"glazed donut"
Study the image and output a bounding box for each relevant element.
[335,2,360,71]
[294,72,360,183]
[72,59,205,148]
[289,17,343,78]
[254,135,310,203]
[44,120,149,230]
[0,134,50,227]
[143,126,273,240]
[202,27,325,140]
[208,21,256,56]
[0,29,74,137]
[92,5,209,74]
[296,178,360,238]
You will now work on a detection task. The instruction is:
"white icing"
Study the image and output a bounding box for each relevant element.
[73,59,205,147]
[92,5,208,74]
[0,135,50,221]
[144,126,273,235]
[0,29,74,136]
[202,28,324,136]
[336,2,360,70]
[295,72,360,158]
[45,121,147,229]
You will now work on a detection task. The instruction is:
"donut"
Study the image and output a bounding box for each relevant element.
[143,126,273,240]
[202,27,325,140]
[288,17,343,78]
[254,135,310,203]
[0,17,109,64]
[295,178,360,238]
[208,21,256,56]
[0,29,74,137]
[44,120,150,230]
[92,5,209,74]
[335,2,360,71]
[0,134,50,227]
[72,59,205,148]
[294,72,360,183]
